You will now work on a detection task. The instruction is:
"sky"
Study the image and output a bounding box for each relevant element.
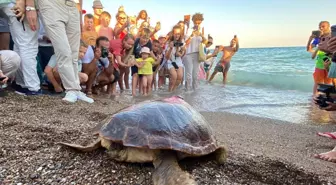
[82,0,335,48]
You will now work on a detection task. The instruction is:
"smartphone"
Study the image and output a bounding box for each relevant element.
[15,11,25,31]
[331,25,336,37]
[312,30,321,37]
[0,77,6,81]
[323,57,330,63]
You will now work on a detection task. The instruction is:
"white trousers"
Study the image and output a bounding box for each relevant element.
[183,52,200,90]
[37,0,81,91]
[2,3,40,91]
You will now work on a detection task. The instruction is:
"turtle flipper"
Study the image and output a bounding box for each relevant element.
[57,138,102,152]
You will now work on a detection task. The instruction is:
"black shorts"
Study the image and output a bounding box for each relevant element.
[131,66,138,76]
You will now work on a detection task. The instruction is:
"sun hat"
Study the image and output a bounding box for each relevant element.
[92,0,103,9]
[140,47,150,54]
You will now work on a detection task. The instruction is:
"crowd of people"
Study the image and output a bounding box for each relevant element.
[0,0,239,102]
[306,21,336,163]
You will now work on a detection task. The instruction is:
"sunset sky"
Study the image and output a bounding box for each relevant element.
[82,0,335,48]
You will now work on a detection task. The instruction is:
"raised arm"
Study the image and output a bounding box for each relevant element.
[150,22,161,38]
[114,24,127,38]
[307,35,315,53]
[234,37,239,52]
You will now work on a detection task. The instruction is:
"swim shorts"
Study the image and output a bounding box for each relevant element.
[215,62,230,73]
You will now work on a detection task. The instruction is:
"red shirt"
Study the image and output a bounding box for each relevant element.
[119,31,127,40]
[109,39,125,69]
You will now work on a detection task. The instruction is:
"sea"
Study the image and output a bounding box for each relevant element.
[146,46,336,125]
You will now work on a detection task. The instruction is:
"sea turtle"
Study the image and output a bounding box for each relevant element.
[58,96,227,185]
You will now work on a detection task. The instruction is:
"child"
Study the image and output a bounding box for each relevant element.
[96,11,114,41]
[132,28,152,96]
[82,14,98,46]
[134,47,159,96]
[44,40,89,93]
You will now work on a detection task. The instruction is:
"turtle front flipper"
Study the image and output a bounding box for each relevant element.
[152,151,197,185]
[57,138,102,152]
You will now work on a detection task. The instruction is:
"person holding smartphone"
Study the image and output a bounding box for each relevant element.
[314,35,336,163]
[183,13,207,91]
[307,21,332,95]
[165,25,185,92]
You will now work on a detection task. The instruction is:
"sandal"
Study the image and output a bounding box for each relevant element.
[317,132,336,140]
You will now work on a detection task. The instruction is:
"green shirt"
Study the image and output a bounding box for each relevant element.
[315,50,329,69]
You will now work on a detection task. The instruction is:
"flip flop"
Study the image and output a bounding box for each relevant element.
[317,132,336,140]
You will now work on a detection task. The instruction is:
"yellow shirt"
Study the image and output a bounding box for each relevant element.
[136,57,155,75]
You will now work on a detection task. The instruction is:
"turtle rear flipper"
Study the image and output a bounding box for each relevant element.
[57,138,102,152]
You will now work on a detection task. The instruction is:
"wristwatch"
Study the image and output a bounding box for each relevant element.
[26,6,36,11]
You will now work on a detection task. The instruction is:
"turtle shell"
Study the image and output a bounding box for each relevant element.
[99,96,220,155]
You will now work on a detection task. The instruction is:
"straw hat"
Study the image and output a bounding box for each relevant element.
[92,0,103,9]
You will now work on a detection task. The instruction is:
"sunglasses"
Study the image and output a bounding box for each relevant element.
[207,42,213,45]
[119,17,126,19]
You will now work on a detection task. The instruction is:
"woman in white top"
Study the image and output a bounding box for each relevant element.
[165,25,185,92]
[183,13,207,91]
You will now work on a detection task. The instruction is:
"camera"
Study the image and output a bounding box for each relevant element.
[174,42,183,47]
[315,84,336,108]
[101,47,109,58]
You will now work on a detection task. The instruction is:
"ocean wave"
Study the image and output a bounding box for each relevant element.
[211,70,314,92]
